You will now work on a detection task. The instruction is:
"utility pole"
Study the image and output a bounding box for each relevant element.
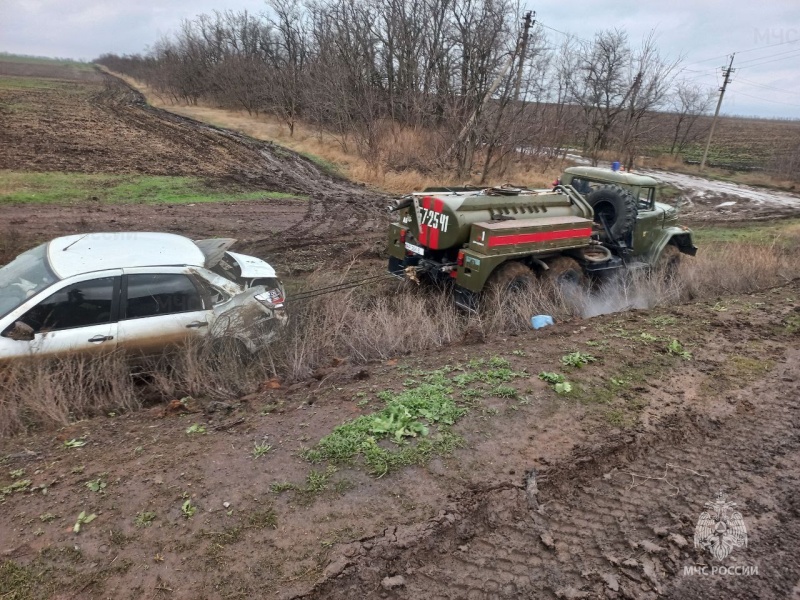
[513,11,535,102]
[700,53,735,171]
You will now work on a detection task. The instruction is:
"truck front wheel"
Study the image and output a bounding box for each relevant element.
[655,244,681,280]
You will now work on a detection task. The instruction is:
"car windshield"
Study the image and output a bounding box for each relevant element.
[0,243,58,319]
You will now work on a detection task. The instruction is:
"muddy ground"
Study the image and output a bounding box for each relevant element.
[2,61,800,600]
[1,280,798,599]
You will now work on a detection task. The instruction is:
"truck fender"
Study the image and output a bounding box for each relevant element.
[649,228,697,266]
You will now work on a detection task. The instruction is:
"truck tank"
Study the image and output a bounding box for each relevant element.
[407,187,594,251]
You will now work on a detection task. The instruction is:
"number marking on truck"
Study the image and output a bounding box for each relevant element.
[417,196,448,249]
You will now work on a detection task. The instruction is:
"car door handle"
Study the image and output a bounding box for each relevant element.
[88,335,114,343]
[186,321,209,329]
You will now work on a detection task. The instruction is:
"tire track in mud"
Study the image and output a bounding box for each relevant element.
[297,346,800,600]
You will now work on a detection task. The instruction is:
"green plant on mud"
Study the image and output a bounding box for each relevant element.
[73,511,96,533]
[252,442,272,458]
[181,500,197,519]
[304,379,467,476]
[561,352,597,368]
[538,371,573,395]
[135,511,156,527]
[667,339,692,360]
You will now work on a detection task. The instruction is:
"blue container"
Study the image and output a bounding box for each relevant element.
[531,315,554,329]
[611,161,621,172]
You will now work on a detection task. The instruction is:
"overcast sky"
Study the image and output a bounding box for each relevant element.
[2,0,799,118]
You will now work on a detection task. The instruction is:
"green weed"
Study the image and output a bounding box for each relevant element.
[181,500,197,519]
[667,339,692,360]
[561,352,597,368]
[72,511,96,533]
[252,442,272,458]
[134,511,156,528]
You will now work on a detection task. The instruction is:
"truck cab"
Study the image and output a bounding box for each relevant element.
[559,166,696,264]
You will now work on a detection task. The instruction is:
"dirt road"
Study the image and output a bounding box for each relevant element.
[565,153,800,221]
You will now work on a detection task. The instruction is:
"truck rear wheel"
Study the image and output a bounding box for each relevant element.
[485,261,536,303]
[586,185,637,241]
[543,257,586,289]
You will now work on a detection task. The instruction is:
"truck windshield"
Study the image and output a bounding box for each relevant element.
[0,243,58,319]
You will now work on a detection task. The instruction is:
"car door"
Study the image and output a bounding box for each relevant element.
[0,272,120,359]
[117,269,212,355]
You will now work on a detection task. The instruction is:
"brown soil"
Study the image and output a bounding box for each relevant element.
[2,62,799,600]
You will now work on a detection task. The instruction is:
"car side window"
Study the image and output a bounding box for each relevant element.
[18,277,116,333]
[125,274,204,319]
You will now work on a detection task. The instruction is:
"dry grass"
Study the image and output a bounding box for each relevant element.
[2,237,798,439]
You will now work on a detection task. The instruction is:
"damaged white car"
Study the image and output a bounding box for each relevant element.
[0,232,286,359]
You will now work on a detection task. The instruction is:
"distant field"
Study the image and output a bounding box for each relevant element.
[0,53,99,81]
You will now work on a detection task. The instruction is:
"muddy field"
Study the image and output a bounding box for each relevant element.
[1,60,800,600]
[0,60,387,273]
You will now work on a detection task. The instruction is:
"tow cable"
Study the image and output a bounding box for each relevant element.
[283,269,418,304]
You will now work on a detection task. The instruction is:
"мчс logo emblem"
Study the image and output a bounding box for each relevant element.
[694,492,748,560]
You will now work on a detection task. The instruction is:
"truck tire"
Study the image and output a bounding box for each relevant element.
[586,185,637,241]
[485,261,536,302]
[655,244,681,280]
[544,257,586,288]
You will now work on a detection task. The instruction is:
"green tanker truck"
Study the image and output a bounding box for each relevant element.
[387,166,696,310]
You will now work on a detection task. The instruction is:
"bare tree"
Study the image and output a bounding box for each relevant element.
[668,80,715,156]
[617,32,682,170]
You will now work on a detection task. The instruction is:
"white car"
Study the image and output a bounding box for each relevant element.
[0,232,286,359]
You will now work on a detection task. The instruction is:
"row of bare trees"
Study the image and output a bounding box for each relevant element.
[96,0,716,181]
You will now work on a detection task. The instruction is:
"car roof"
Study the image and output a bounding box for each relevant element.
[563,166,659,187]
[47,232,206,279]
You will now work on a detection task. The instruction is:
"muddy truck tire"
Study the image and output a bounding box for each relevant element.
[543,256,586,287]
[586,184,637,241]
[485,261,536,301]
[655,243,682,280]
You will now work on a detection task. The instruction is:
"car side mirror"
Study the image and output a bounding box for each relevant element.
[5,321,35,342]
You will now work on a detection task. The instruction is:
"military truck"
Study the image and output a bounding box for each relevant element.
[387,166,696,310]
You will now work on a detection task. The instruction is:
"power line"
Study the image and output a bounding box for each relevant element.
[737,49,800,70]
[685,36,800,66]
[537,22,591,44]
[735,76,797,95]
[732,90,800,109]
[736,46,800,67]
[736,37,800,55]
